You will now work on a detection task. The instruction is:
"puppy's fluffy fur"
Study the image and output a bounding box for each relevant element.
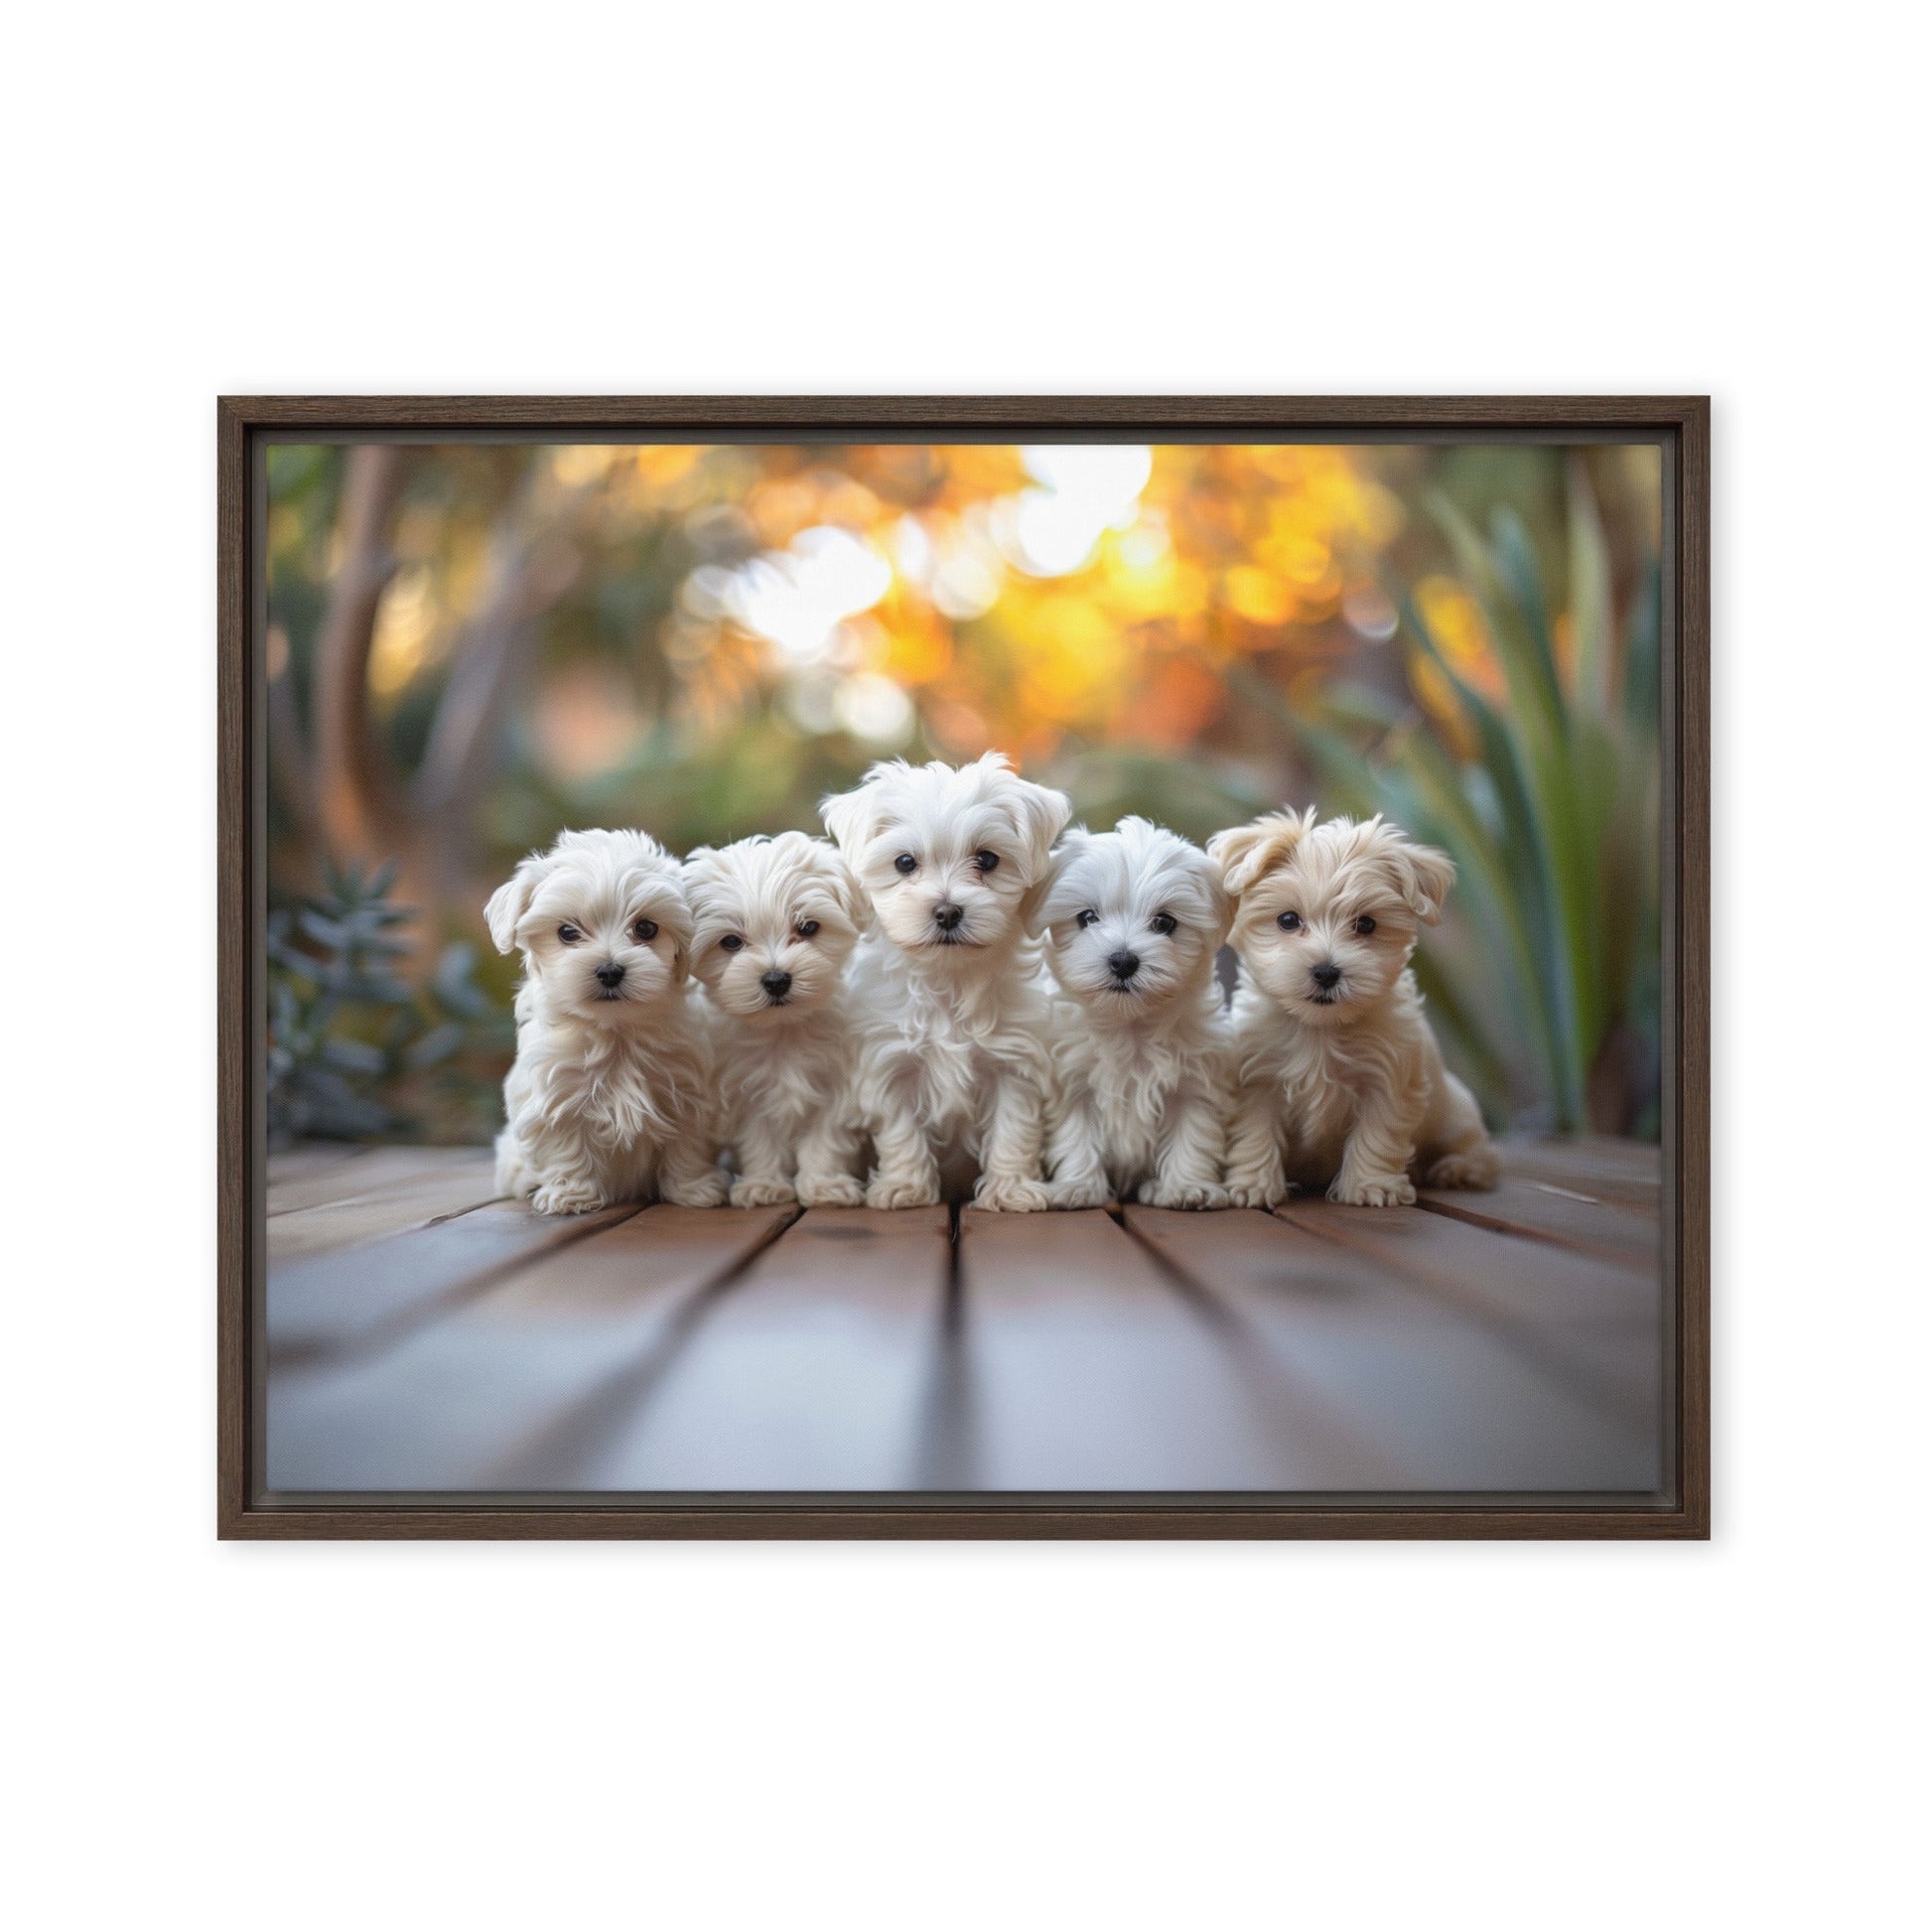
[485,828,726,1215]
[821,752,1071,1211]
[685,831,870,1209]
[1211,808,1498,1208]
[1035,816,1234,1209]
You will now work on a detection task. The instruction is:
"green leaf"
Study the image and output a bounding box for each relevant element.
[1566,456,1614,716]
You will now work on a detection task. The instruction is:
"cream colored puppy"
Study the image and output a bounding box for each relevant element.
[821,752,1071,1211]
[685,831,870,1209]
[1210,807,1498,1208]
[485,828,726,1215]
[1034,816,1234,1210]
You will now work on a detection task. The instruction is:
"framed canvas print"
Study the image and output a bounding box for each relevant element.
[217,396,1708,1539]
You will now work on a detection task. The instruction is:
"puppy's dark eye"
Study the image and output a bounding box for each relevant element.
[557,922,583,944]
[1278,911,1303,932]
[719,934,744,953]
[631,918,658,943]
[1075,909,1098,929]
[795,919,820,938]
[1352,915,1376,937]
[1150,912,1176,936]
[974,850,1000,873]
[895,854,917,875]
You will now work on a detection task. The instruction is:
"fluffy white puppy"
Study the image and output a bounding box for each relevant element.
[820,752,1071,1211]
[684,831,870,1209]
[1210,807,1499,1208]
[1034,816,1234,1210]
[485,828,727,1216]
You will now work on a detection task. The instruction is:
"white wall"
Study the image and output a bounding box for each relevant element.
[5,4,1924,1925]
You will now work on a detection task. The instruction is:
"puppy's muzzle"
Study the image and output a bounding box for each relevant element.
[759,968,793,1004]
[1107,949,1141,985]
[594,961,626,992]
[1310,960,1342,1002]
[932,901,964,933]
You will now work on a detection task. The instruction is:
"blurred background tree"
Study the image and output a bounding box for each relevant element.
[265,438,1662,1145]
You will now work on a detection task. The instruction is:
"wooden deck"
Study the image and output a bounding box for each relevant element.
[262,1139,1667,1499]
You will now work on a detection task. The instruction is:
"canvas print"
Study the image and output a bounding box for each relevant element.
[259,436,1670,1498]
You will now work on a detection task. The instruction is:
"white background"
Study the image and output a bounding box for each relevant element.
[5,3,1926,1925]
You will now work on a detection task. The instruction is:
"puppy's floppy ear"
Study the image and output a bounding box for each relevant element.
[819,783,880,860]
[1202,867,1236,950]
[483,851,554,954]
[824,847,873,931]
[1205,808,1312,900]
[1005,775,1074,880]
[1022,825,1089,936]
[1394,838,1455,925]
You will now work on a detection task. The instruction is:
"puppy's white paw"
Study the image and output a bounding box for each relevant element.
[867,1173,940,1210]
[1047,1176,1111,1211]
[1224,1174,1288,1210]
[729,1175,796,1209]
[1140,1177,1231,1212]
[531,1177,607,1217]
[973,1174,1052,1214]
[1425,1149,1499,1190]
[1332,1173,1416,1208]
[795,1173,866,1208]
[663,1171,730,1208]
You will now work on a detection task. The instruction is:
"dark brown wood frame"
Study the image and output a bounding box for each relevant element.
[218,395,1709,1540]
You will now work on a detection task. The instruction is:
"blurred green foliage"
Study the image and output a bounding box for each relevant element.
[267,862,510,1146]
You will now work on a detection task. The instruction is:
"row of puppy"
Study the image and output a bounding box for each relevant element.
[485,752,1499,1217]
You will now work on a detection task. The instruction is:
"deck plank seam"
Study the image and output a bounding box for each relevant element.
[474,1205,807,1489]
[1273,1208,1654,1433]
[269,1203,645,1373]
[1115,1211,1415,1485]
[1410,1192,1655,1268]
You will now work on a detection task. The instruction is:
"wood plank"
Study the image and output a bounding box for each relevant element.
[548,1206,953,1491]
[268,1200,636,1363]
[1417,1175,1659,1269]
[1500,1136,1662,1208]
[266,1205,797,1492]
[267,1144,492,1217]
[955,1207,1337,1490]
[1125,1206,1659,1491]
[1276,1198,1662,1430]
[266,1143,369,1189]
[267,1152,503,1265]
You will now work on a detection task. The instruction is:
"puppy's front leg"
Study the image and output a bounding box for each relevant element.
[1044,1091,1110,1210]
[659,1129,729,1208]
[515,1114,612,1217]
[1222,1081,1289,1210]
[866,1101,941,1210]
[974,1069,1051,1214]
[728,1115,797,1209]
[1140,1084,1230,1212]
[1331,1090,1422,1208]
[795,1108,867,1208]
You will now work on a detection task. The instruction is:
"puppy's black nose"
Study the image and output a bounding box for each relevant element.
[933,901,964,931]
[760,969,792,999]
[1108,949,1141,983]
[595,962,626,989]
[1311,960,1341,990]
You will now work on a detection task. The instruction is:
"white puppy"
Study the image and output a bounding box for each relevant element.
[485,828,727,1215]
[684,831,870,1209]
[1034,816,1234,1210]
[821,752,1071,1211]
[1210,807,1499,1208]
